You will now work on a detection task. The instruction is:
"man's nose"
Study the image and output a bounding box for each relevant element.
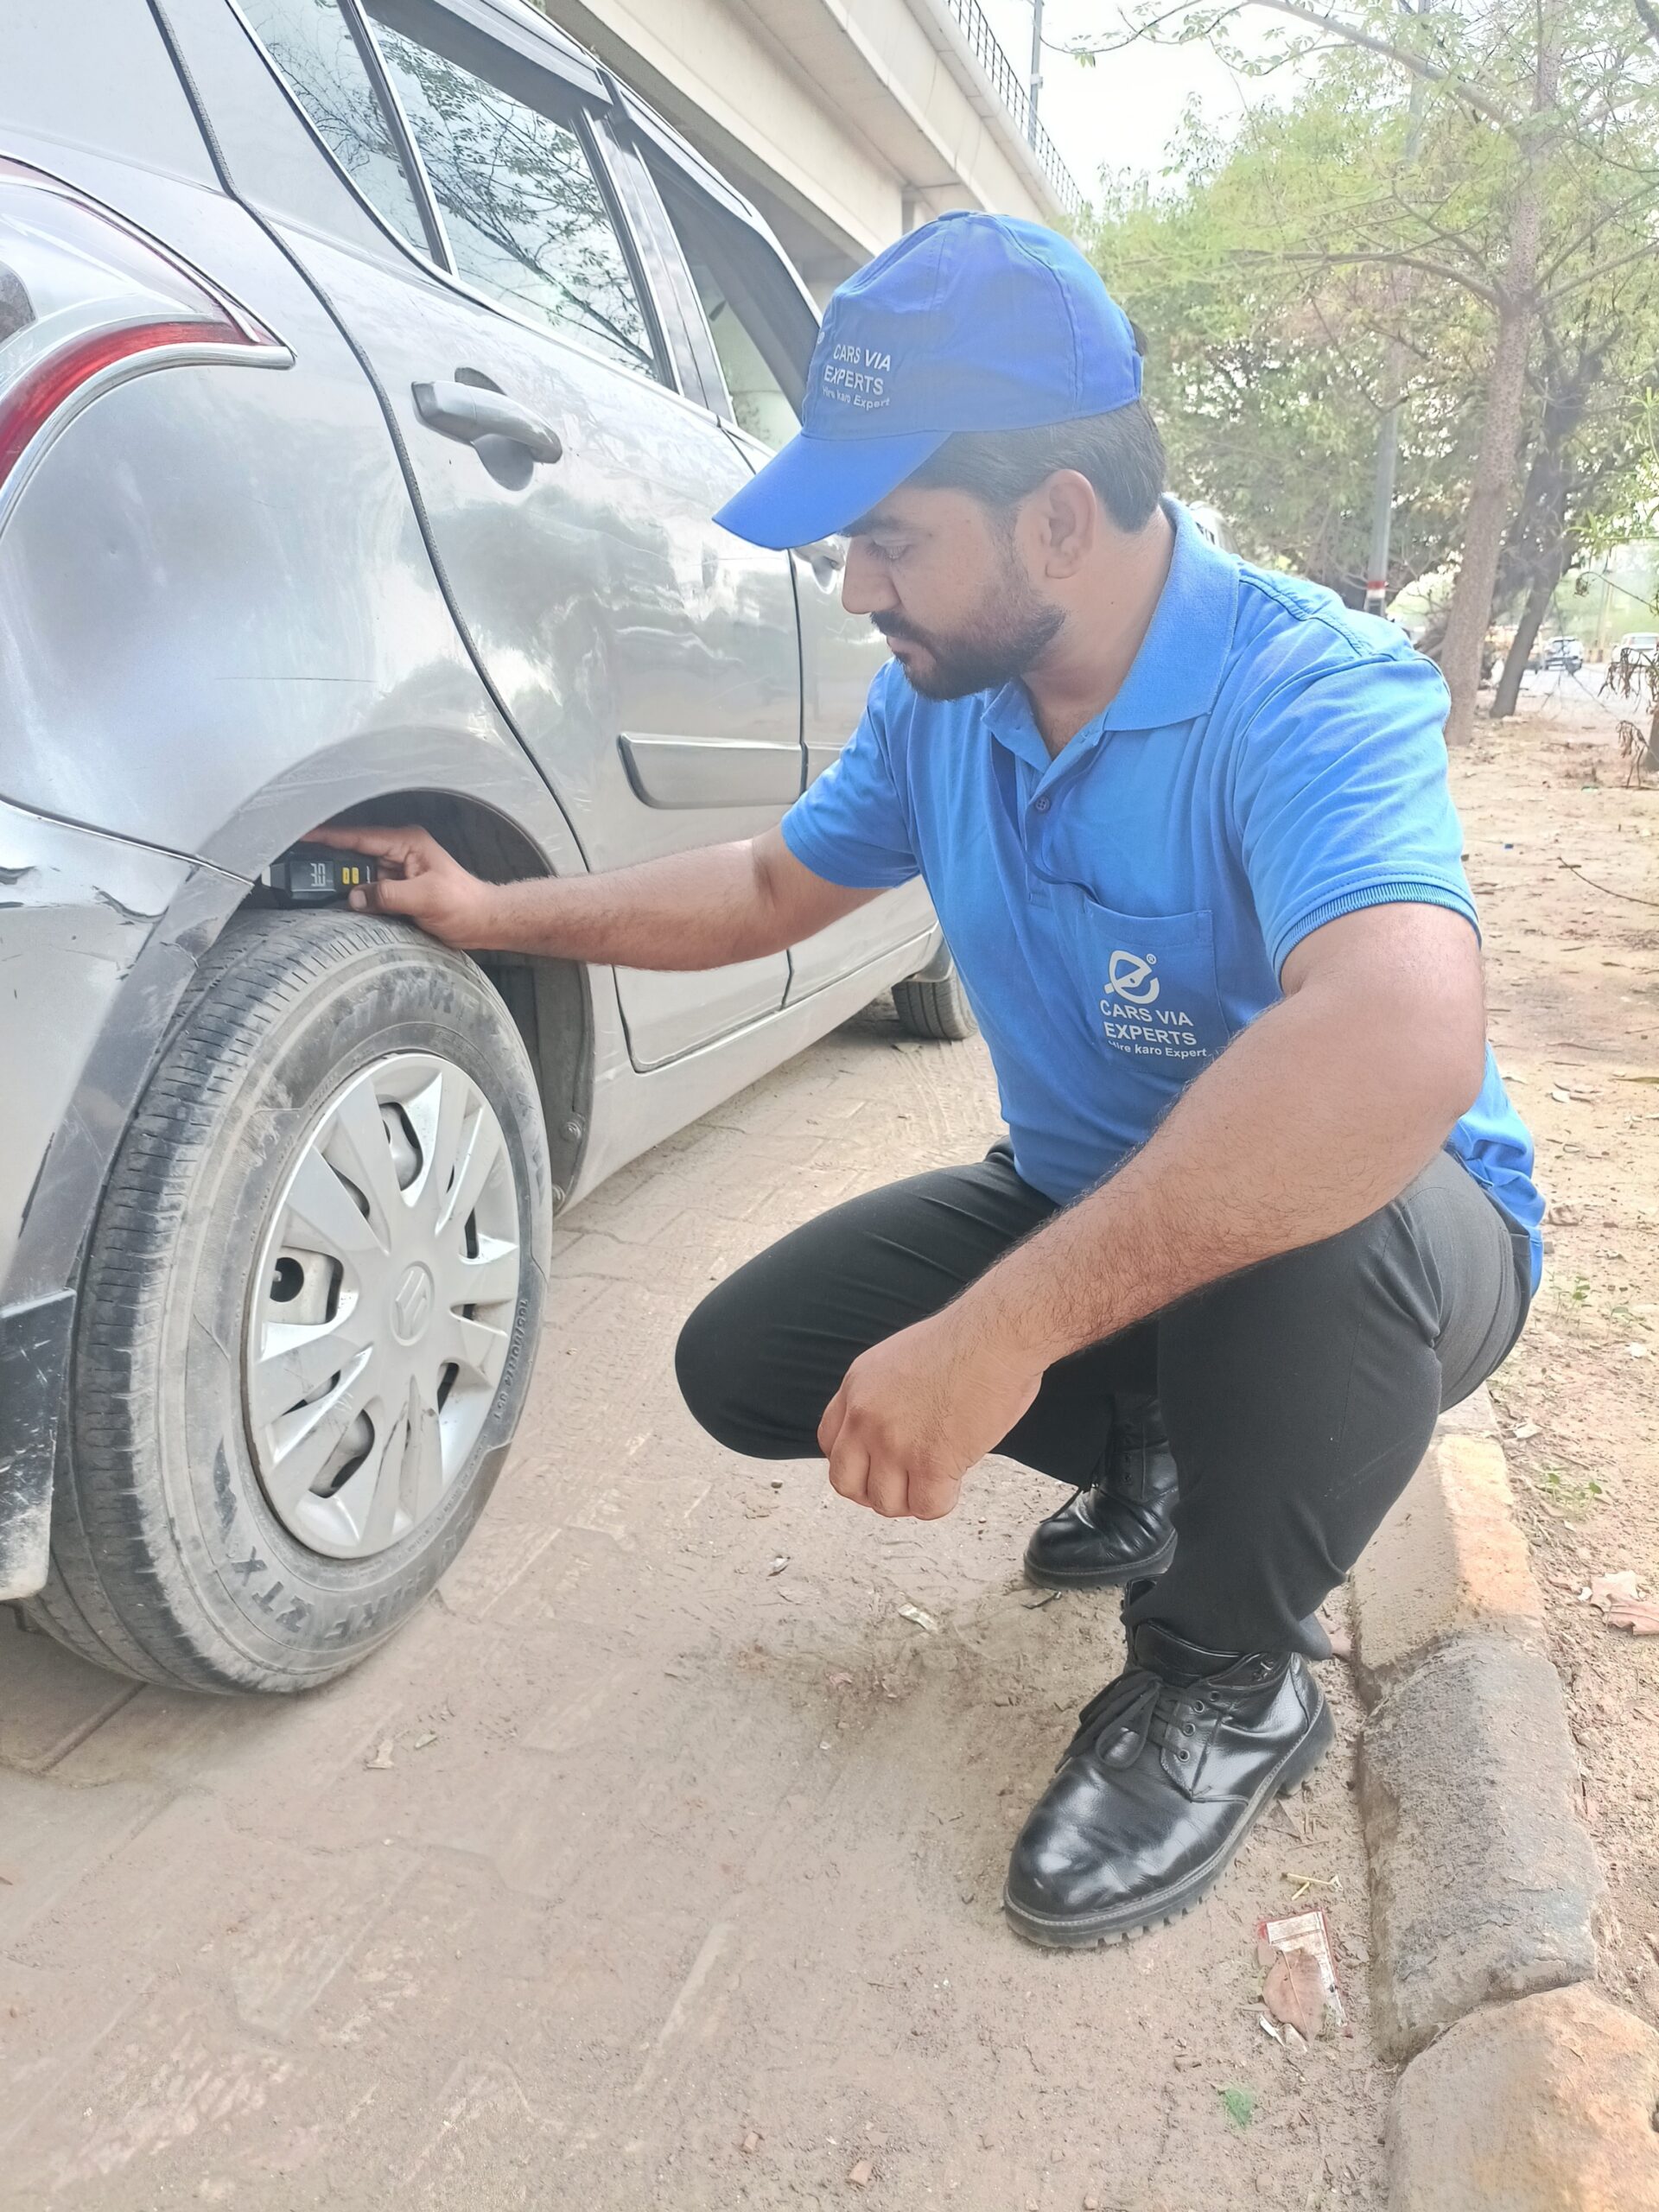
[840,541,893,620]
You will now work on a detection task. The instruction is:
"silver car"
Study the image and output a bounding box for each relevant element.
[0,0,972,1693]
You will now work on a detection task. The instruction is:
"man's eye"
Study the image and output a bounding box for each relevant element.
[872,538,911,563]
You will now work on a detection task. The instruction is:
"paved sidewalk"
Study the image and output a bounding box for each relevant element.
[2,1001,1389,2210]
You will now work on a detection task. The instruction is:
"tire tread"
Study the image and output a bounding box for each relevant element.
[20,912,548,1694]
[891,967,977,1041]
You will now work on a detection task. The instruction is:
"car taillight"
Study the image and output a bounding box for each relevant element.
[0,156,286,502]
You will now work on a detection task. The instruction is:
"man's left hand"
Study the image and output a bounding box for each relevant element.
[816,1306,1045,1520]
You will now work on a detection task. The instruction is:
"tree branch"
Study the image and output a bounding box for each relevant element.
[1231,0,1514,124]
[1070,0,1513,123]
[1539,235,1659,311]
[1263,245,1503,308]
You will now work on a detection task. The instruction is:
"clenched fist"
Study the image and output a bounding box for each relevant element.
[817,1305,1045,1521]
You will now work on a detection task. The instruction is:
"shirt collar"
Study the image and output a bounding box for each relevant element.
[982,498,1240,765]
[1101,498,1239,731]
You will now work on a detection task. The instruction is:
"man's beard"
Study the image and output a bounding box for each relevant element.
[873,562,1064,701]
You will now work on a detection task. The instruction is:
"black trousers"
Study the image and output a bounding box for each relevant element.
[676,1145,1533,1658]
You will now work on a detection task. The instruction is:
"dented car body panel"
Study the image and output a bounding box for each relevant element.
[0,804,240,1599]
[0,0,939,1594]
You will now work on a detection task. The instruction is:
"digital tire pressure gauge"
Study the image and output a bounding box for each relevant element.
[267,842,380,907]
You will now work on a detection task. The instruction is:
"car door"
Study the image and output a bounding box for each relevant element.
[633,149,938,1000]
[232,0,804,1068]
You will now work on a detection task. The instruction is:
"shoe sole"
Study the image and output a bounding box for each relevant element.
[1000,1694,1337,1950]
[1021,1529,1179,1592]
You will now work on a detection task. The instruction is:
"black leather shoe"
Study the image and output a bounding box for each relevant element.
[1023,1394,1179,1588]
[1003,1619,1334,1948]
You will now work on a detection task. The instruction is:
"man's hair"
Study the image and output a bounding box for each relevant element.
[906,401,1167,534]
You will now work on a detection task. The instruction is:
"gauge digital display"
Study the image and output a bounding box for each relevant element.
[268,844,379,906]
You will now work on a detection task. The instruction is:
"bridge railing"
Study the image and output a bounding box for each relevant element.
[934,0,1084,217]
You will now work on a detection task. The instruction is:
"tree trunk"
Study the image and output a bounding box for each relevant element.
[1437,0,1563,746]
[1438,260,1544,743]
[1491,569,1554,719]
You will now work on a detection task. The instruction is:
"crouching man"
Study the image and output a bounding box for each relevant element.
[318,213,1540,1948]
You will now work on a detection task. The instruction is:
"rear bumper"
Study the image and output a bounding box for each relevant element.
[0,1292,72,1602]
[0,796,246,1597]
[0,798,191,1306]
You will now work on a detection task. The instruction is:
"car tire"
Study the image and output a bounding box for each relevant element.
[22,912,551,1694]
[891,948,977,1041]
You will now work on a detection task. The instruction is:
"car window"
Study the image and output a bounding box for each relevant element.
[656,181,811,449]
[683,246,798,449]
[681,251,800,448]
[363,10,661,382]
[238,0,430,252]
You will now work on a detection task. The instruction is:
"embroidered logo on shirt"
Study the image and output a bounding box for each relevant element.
[1105,950,1159,1004]
[1100,949,1205,1062]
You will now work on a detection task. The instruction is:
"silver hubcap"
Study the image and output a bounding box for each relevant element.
[244,1052,522,1560]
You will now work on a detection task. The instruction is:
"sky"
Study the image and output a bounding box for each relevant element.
[976,0,1301,194]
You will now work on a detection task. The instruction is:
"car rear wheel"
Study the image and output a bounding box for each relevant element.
[22,912,551,1694]
[891,945,977,1042]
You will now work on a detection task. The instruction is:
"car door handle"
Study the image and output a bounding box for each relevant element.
[411,379,563,464]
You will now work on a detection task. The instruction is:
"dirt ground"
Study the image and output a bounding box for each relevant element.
[1451,673,1659,2021]
[4,1000,1389,2208]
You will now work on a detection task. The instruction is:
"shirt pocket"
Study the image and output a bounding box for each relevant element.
[1062,890,1232,1073]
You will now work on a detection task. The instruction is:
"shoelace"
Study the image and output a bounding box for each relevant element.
[1071,1669,1211,1770]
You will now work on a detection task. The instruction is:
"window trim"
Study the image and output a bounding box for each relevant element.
[585,111,720,411]
[571,106,673,392]
[223,0,448,267]
[646,155,819,443]
[369,0,607,103]
[351,0,672,390]
[607,75,757,230]
[230,0,681,397]
[338,0,454,268]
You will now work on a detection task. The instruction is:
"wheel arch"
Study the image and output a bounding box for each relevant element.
[8,757,598,1522]
[5,772,594,1613]
[230,785,594,1209]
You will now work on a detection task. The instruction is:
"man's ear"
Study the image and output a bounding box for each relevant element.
[1035,469,1097,578]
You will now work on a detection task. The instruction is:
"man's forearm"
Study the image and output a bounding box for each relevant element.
[957,967,1481,1370]
[474,841,780,968]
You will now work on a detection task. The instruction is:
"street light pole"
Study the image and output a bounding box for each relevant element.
[1363,3,1428,618]
[1028,0,1045,147]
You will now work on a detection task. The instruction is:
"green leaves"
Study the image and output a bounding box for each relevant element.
[1087,78,1484,594]
[1084,4,1659,610]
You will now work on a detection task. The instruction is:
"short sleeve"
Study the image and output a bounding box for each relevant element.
[1233,646,1478,975]
[779,672,920,890]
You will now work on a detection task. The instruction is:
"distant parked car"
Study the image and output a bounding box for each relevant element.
[1615,631,1659,662]
[1186,502,1236,554]
[0,0,973,1694]
[1541,635,1584,672]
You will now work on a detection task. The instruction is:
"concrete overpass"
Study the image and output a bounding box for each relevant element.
[538,0,1083,295]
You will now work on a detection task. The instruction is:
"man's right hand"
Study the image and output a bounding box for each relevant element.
[306,823,498,948]
[302,821,877,969]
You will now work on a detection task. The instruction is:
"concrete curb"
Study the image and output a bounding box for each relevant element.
[1389,1985,1659,2211]
[1360,1631,1600,2057]
[1344,1387,1659,2204]
[1350,1429,1545,1700]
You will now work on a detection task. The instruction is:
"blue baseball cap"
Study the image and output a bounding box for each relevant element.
[714,211,1143,551]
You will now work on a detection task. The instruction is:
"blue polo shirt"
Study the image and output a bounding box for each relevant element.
[782,502,1542,1288]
